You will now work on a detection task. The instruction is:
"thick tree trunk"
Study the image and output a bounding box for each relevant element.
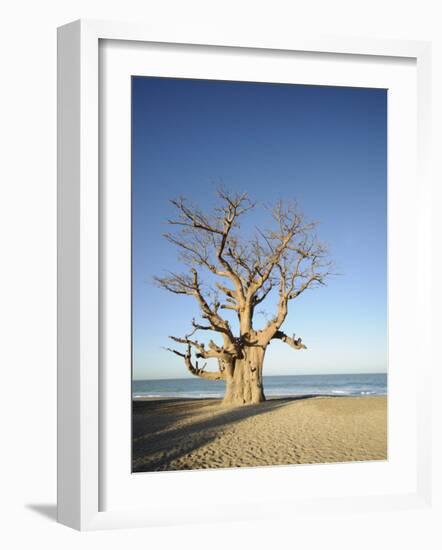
[222,346,266,406]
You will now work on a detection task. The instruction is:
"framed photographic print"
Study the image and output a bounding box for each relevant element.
[57,20,433,530]
[131,77,387,472]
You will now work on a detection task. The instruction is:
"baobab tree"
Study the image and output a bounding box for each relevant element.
[155,190,332,406]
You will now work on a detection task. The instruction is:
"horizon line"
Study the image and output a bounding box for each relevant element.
[133,371,388,382]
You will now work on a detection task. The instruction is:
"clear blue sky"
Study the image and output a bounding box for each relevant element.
[132,76,387,380]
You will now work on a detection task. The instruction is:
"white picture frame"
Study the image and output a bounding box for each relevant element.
[57,19,433,531]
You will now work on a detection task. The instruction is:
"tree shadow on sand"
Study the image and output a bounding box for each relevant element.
[132,396,317,472]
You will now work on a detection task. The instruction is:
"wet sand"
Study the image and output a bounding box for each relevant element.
[132,396,387,472]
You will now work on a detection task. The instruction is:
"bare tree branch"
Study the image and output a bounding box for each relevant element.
[166,345,226,380]
[169,335,234,360]
[155,268,235,342]
[271,330,307,350]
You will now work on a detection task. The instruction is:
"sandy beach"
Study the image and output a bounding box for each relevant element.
[132,396,387,472]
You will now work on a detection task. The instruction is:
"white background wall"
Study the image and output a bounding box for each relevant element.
[0,1,441,548]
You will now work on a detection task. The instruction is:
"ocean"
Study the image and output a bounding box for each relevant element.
[133,373,387,400]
